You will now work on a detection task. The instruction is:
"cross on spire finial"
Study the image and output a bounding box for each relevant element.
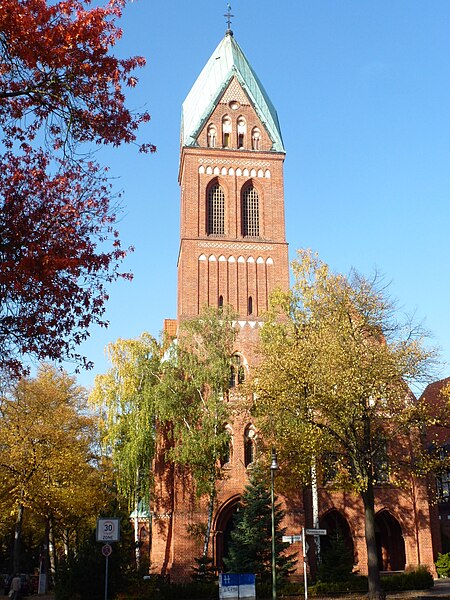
[224,3,234,36]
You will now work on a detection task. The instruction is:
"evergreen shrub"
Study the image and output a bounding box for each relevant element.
[380,566,433,591]
[316,528,354,583]
[436,552,450,578]
[311,576,368,595]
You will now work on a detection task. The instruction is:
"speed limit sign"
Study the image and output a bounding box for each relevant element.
[96,518,120,542]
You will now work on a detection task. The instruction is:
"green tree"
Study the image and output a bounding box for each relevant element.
[89,333,161,564]
[156,305,237,562]
[253,250,436,600]
[224,467,296,583]
[317,528,354,583]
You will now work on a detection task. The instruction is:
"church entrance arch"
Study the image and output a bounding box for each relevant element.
[319,509,355,564]
[375,510,406,571]
[213,495,240,572]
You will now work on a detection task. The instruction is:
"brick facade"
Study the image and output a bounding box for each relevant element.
[150,32,439,582]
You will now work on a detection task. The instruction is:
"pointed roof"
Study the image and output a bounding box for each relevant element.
[181,32,285,152]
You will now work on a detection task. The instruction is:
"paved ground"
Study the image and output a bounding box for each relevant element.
[5,578,450,599]
[415,578,450,597]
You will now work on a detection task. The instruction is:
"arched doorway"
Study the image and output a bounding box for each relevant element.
[319,509,355,565]
[214,495,240,572]
[375,510,406,571]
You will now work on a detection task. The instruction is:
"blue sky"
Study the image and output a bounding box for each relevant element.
[73,1,450,394]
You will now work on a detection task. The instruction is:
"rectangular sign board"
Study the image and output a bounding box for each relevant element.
[219,573,255,600]
[282,535,302,543]
[96,518,120,542]
[305,528,327,536]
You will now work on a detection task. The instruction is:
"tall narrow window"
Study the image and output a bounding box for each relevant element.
[251,127,261,150]
[207,184,225,235]
[242,185,259,237]
[248,296,253,315]
[229,354,245,388]
[237,116,246,148]
[222,115,232,147]
[221,426,233,466]
[218,295,224,308]
[244,425,256,467]
[207,124,217,148]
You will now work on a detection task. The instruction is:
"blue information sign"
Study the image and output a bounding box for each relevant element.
[219,573,256,599]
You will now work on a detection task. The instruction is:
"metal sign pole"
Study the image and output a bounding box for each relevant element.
[104,554,109,600]
[302,526,308,600]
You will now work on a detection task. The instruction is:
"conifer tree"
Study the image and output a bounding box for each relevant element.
[224,467,296,583]
[317,528,354,583]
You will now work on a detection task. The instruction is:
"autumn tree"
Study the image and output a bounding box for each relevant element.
[0,0,155,377]
[0,364,108,579]
[90,333,161,564]
[157,305,238,563]
[252,250,436,600]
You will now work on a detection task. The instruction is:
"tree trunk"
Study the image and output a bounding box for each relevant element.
[134,496,141,569]
[38,518,50,595]
[361,483,385,600]
[13,501,24,573]
[203,480,215,559]
[203,472,216,559]
[48,516,57,580]
[63,528,70,558]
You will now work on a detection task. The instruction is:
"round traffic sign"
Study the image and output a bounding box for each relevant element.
[102,543,113,557]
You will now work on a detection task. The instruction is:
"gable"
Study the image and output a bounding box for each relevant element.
[181,33,284,152]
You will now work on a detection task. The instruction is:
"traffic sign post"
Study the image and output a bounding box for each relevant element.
[97,518,120,600]
[102,545,112,600]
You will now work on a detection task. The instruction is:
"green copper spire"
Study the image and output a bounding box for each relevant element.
[181,33,285,153]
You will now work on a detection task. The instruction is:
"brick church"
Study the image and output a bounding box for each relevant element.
[148,21,441,582]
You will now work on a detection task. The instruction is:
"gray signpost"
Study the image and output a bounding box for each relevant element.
[303,527,327,600]
[97,518,120,600]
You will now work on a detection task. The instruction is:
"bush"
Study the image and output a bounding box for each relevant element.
[380,566,433,591]
[436,552,450,578]
[311,577,368,595]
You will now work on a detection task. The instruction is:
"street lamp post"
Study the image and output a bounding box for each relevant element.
[270,448,279,600]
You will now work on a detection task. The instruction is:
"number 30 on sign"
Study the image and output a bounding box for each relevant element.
[96,518,120,542]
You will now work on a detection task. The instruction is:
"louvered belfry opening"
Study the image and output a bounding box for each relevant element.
[242,185,259,237]
[207,184,225,235]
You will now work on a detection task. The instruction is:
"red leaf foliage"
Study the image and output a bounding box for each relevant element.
[0,0,155,376]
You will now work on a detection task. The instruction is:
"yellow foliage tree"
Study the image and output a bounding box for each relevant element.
[0,364,110,576]
[252,250,437,600]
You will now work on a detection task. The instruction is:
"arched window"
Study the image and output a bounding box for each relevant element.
[207,184,225,235]
[242,185,259,237]
[244,425,256,467]
[251,127,261,150]
[237,116,246,148]
[248,296,253,315]
[207,124,217,148]
[229,354,245,388]
[222,115,232,147]
[218,295,224,308]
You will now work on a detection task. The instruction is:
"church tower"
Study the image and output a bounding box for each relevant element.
[151,25,291,580]
[177,28,289,329]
